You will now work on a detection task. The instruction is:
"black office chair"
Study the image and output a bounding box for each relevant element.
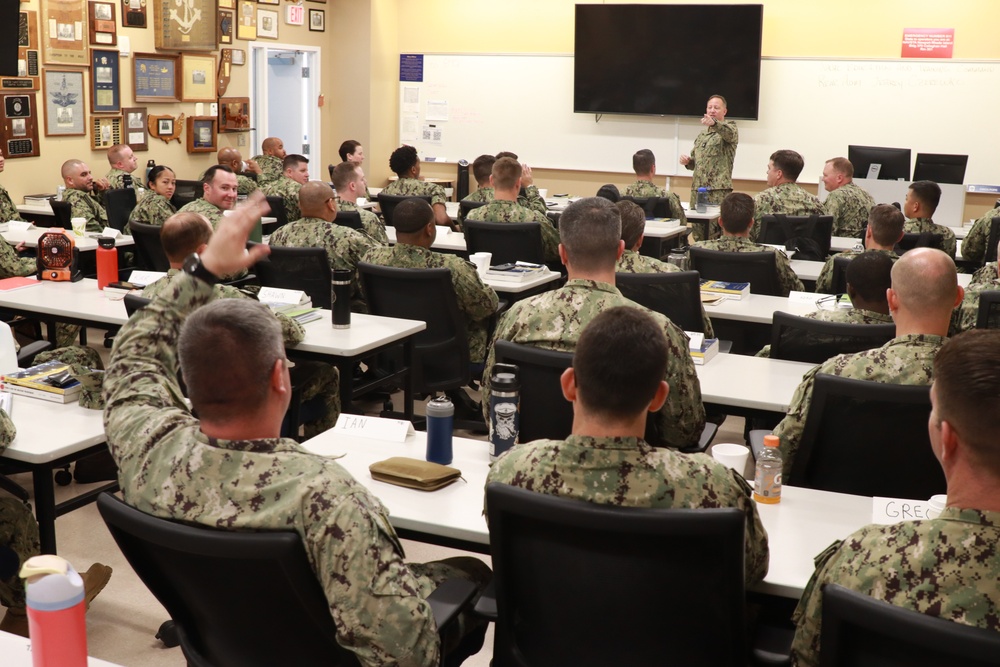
[263,195,289,234]
[615,270,706,334]
[327,164,336,182]
[819,584,1000,667]
[333,210,363,231]
[104,188,138,233]
[621,196,675,219]
[768,311,896,364]
[97,493,476,667]
[688,247,783,296]
[976,291,1000,329]
[896,232,944,254]
[123,294,151,317]
[821,254,855,295]
[758,214,834,259]
[458,199,487,225]
[785,374,943,496]
[252,245,332,309]
[480,484,747,667]
[128,221,171,271]
[171,179,203,210]
[377,194,431,227]
[464,220,545,265]
[983,217,1000,264]
[50,200,72,229]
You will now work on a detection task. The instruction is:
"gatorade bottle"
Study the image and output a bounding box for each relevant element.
[753,434,782,504]
[21,555,88,667]
[96,237,118,290]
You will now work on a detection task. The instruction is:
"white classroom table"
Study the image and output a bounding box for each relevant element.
[0,630,124,666]
[696,353,815,414]
[789,258,973,287]
[703,293,818,325]
[301,429,874,599]
[2,227,135,251]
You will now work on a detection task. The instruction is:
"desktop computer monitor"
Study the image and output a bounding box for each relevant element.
[912,153,968,185]
[847,145,911,181]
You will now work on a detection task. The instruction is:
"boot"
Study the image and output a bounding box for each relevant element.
[0,606,28,638]
[81,563,113,609]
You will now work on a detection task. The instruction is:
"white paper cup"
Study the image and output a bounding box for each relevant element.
[927,494,947,518]
[537,188,548,199]
[712,443,751,475]
[70,217,87,237]
[356,197,367,206]
[470,251,492,274]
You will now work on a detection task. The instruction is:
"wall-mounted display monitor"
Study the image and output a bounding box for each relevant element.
[912,153,968,185]
[847,145,912,181]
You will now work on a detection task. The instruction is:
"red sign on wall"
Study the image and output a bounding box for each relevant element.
[901,28,955,58]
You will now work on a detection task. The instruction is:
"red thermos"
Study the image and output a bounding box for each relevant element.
[96,237,117,290]
[22,555,89,667]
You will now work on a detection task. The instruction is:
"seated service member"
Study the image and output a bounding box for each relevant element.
[179,165,238,229]
[250,136,286,186]
[331,161,387,244]
[820,157,876,237]
[128,165,177,228]
[615,200,714,338]
[958,200,1000,265]
[105,144,141,193]
[815,203,903,294]
[338,139,372,201]
[487,307,768,585]
[483,197,705,451]
[903,180,956,258]
[465,157,560,263]
[689,192,805,297]
[461,154,496,205]
[951,240,1000,333]
[261,154,310,223]
[142,211,340,437]
[103,196,491,666]
[623,149,687,224]
[752,149,823,241]
[269,181,375,309]
[61,159,110,232]
[216,147,261,196]
[790,328,1000,667]
[382,145,452,228]
[488,151,547,214]
[757,251,894,358]
[772,248,962,479]
[365,198,498,364]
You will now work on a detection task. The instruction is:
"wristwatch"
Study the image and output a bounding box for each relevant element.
[182,252,220,285]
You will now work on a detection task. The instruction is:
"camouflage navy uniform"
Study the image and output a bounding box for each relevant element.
[63,188,108,233]
[904,217,956,258]
[487,434,768,585]
[814,248,898,295]
[143,270,340,437]
[105,168,141,194]
[261,176,303,223]
[128,193,176,228]
[462,187,493,205]
[483,279,705,451]
[772,334,944,479]
[950,263,999,334]
[0,184,25,222]
[178,198,226,229]
[689,235,804,296]
[0,241,36,277]
[236,174,259,197]
[822,182,875,238]
[252,154,283,186]
[466,199,560,263]
[103,273,490,666]
[752,183,823,241]
[269,217,376,308]
[462,185,546,216]
[382,178,447,207]
[791,508,1000,667]
[336,197,388,245]
[623,181,688,224]
[960,206,1000,265]
[683,119,738,207]
[0,411,39,612]
[756,307,894,358]
[363,243,498,363]
[615,249,715,338]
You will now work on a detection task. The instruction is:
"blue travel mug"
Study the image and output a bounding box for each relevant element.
[425,396,454,465]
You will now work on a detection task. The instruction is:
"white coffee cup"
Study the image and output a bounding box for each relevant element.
[927,494,947,518]
[711,443,751,475]
[537,188,548,200]
[70,217,87,237]
[356,197,367,207]
[469,252,492,275]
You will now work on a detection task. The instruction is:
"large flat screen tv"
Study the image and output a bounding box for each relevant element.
[574,4,763,119]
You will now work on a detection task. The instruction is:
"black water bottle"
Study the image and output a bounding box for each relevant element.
[489,364,520,462]
[331,269,351,329]
[122,173,132,189]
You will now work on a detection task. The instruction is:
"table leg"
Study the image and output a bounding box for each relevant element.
[32,467,57,554]
[402,337,414,422]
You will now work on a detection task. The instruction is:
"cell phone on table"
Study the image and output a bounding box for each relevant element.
[490,263,516,271]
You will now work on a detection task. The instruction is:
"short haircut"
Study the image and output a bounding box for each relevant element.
[146,165,175,188]
[160,212,212,263]
[909,180,942,215]
[107,144,130,166]
[708,94,727,107]
[845,250,893,304]
[890,248,957,314]
[932,329,1000,471]
[331,161,361,192]
[283,154,308,172]
[559,197,621,272]
[338,139,361,162]
[770,149,805,181]
[491,157,521,190]
[868,204,906,246]
[393,197,435,233]
[632,149,655,175]
[389,145,419,177]
[472,154,496,184]
[261,137,282,153]
[202,164,233,186]
[495,151,518,161]
[61,159,84,179]
[596,184,620,203]
[573,307,668,420]
[298,180,335,217]
[720,192,754,233]
[616,200,646,249]
[825,157,854,179]
[179,299,284,422]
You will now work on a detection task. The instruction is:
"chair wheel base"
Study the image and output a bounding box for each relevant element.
[54,469,73,486]
[156,620,180,648]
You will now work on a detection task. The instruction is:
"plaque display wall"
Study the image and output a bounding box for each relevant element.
[1,93,40,158]
[41,0,88,66]
[154,0,217,51]
[133,52,180,102]
[1,11,41,93]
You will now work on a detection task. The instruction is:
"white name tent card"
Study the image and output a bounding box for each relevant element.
[787,291,826,304]
[100,227,121,239]
[685,331,705,350]
[127,270,167,287]
[8,221,31,232]
[257,286,307,306]
[871,496,943,524]
[333,414,415,443]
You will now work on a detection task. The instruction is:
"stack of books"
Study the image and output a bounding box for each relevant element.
[1,361,82,403]
[700,279,750,300]
[484,262,547,282]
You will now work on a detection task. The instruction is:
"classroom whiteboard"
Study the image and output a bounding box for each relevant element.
[399,55,1000,184]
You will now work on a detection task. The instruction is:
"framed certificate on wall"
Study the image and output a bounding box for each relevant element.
[91,49,121,114]
[154,0,217,51]
[133,53,180,102]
